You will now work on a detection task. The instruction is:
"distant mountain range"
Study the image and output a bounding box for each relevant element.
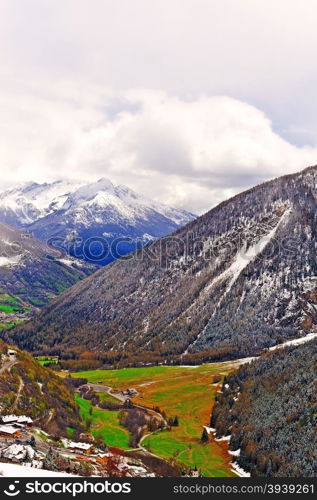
[0,179,195,265]
[0,221,95,329]
[7,165,317,363]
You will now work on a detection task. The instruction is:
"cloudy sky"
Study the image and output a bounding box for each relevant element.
[1,0,317,214]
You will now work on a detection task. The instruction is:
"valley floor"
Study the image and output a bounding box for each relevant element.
[74,393,131,449]
[61,333,317,477]
[68,362,244,477]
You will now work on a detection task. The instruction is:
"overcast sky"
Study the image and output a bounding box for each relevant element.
[1,0,317,213]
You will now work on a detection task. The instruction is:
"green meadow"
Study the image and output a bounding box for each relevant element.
[75,393,131,449]
[70,361,241,476]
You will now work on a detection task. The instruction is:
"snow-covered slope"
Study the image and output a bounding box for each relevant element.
[0,179,195,265]
[0,221,96,316]
[0,180,84,226]
[9,165,317,362]
[0,462,76,477]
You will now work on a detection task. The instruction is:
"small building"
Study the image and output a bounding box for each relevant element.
[16,416,33,427]
[8,350,16,359]
[1,415,33,427]
[1,443,35,463]
[1,415,18,425]
[122,388,138,396]
[68,441,94,454]
[186,466,202,478]
[0,425,21,438]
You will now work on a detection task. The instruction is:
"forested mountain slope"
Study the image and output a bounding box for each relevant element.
[0,221,95,315]
[211,340,317,477]
[0,339,82,436]
[6,166,317,362]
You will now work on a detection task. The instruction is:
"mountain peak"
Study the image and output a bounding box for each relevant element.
[65,178,116,205]
[96,177,115,189]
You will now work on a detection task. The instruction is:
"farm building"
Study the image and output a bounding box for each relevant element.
[1,415,18,424]
[1,415,33,427]
[122,388,137,396]
[16,416,33,426]
[68,442,94,454]
[1,443,35,463]
[0,425,21,438]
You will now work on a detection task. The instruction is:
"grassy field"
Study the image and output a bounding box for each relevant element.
[70,361,241,476]
[35,357,59,366]
[75,393,131,449]
[97,392,120,404]
[0,293,30,330]
[37,360,59,366]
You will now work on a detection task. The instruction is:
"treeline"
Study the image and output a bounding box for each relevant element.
[41,346,246,371]
[211,339,317,477]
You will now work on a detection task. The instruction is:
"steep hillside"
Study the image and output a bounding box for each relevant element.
[0,221,95,327]
[211,340,317,477]
[0,339,82,436]
[6,166,317,362]
[0,179,195,265]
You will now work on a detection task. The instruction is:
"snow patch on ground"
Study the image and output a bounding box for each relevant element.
[58,258,75,267]
[0,462,77,477]
[215,435,231,442]
[178,365,199,368]
[203,426,216,434]
[230,461,251,477]
[0,255,21,267]
[269,332,317,351]
[228,449,240,457]
[185,209,290,353]
[207,209,290,299]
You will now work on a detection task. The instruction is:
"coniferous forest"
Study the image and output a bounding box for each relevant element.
[211,340,317,477]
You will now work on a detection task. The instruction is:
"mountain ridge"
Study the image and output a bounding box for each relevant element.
[5,165,317,364]
[0,179,195,265]
[0,221,96,327]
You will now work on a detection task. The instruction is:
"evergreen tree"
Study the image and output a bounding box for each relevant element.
[200,428,209,443]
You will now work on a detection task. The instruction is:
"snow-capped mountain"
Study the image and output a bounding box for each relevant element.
[0,180,84,226]
[9,165,317,362]
[0,179,195,265]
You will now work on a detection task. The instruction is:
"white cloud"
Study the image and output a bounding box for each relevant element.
[1,0,317,213]
[0,78,316,214]
[2,0,317,148]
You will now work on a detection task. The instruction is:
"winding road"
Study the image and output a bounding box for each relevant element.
[85,382,168,461]
[0,356,17,375]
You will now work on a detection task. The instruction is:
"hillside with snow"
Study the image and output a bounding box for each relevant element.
[8,165,317,362]
[0,221,95,320]
[0,179,195,265]
[211,337,317,477]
